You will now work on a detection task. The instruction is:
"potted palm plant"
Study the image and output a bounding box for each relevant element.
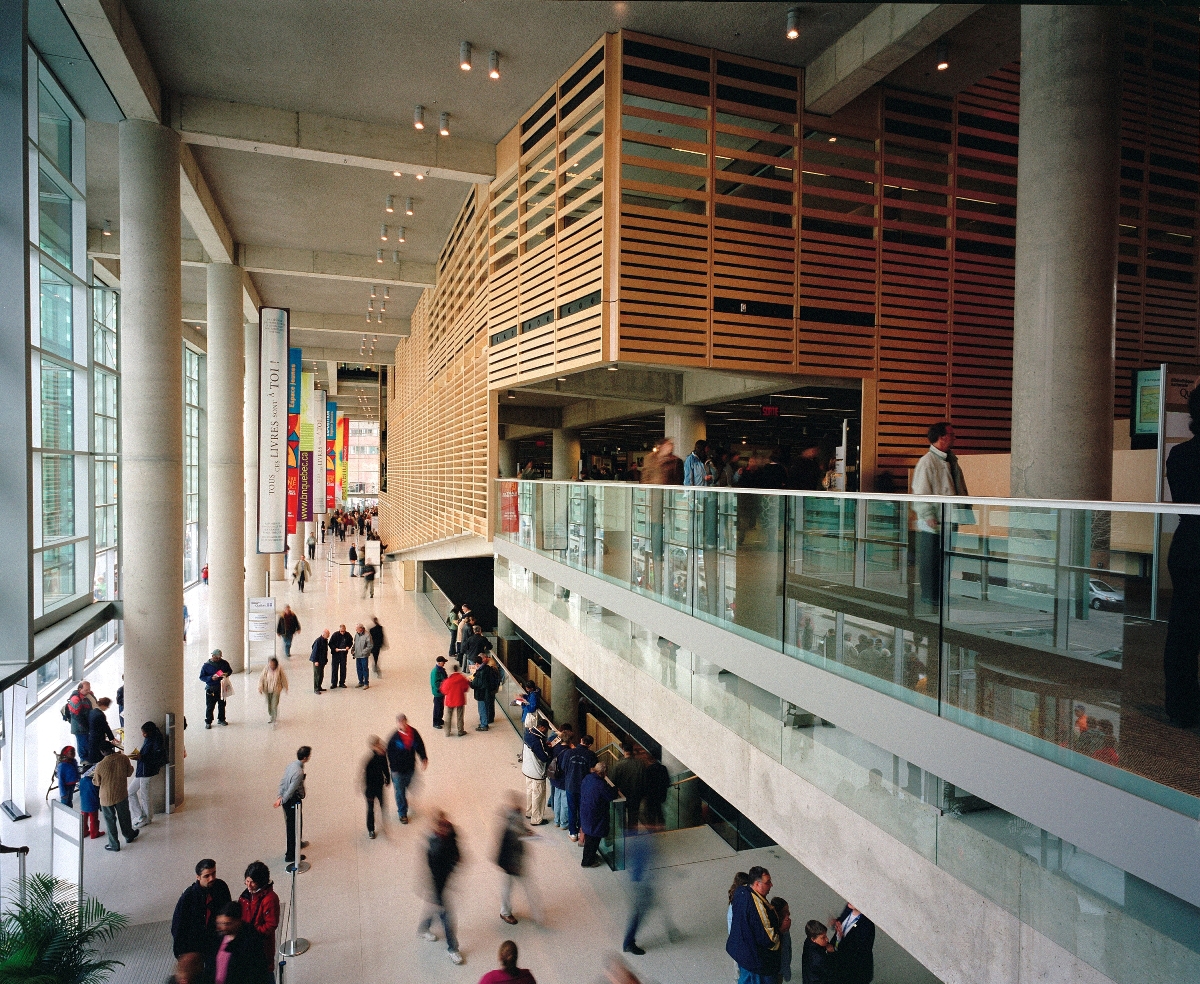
[0,873,127,982]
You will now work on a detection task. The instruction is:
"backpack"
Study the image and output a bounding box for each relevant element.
[60,701,73,723]
[546,754,560,782]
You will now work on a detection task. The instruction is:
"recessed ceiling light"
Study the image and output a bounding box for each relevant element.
[936,41,949,71]
[460,41,472,71]
[607,364,618,372]
[786,7,800,40]
[370,285,377,299]
[439,113,450,137]
[413,105,425,130]
[488,50,500,79]
[384,287,390,300]
[393,169,402,177]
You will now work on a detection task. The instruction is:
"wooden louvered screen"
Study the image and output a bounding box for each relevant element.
[487,36,610,388]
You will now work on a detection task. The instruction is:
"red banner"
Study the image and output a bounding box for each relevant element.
[500,481,519,534]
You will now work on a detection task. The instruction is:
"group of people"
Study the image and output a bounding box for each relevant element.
[169,858,278,984]
[306,618,387,692]
[727,866,876,984]
[58,680,167,851]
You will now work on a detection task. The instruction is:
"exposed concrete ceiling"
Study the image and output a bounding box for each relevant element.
[882,4,1019,98]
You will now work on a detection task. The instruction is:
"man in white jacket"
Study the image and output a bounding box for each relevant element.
[911,422,969,609]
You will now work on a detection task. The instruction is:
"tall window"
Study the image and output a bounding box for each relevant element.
[184,348,202,585]
[29,53,89,620]
[92,287,119,650]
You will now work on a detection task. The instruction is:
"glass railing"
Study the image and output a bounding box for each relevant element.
[495,552,1200,984]
[495,479,1200,822]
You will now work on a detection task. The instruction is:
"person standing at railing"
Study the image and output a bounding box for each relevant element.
[563,734,597,844]
[580,760,618,868]
[1164,385,1200,730]
[911,422,970,611]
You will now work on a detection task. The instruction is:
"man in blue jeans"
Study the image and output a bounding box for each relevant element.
[385,714,427,824]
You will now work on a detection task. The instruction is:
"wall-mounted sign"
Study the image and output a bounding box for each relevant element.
[761,405,780,418]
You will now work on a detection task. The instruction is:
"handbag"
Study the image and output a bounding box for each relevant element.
[220,675,234,700]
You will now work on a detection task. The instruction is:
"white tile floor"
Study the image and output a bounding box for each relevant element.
[2,544,939,984]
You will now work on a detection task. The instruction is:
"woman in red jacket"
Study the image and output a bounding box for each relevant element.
[238,860,280,971]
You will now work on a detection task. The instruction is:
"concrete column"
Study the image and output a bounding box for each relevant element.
[270,551,285,583]
[1011,5,1121,499]
[244,320,271,599]
[498,440,518,478]
[207,264,245,671]
[496,611,515,639]
[550,653,579,730]
[552,429,580,481]
[119,119,185,804]
[665,405,706,458]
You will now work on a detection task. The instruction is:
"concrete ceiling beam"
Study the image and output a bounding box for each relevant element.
[520,367,683,405]
[88,228,210,264]
[498,406,564,429]
[235,244,436,288]
[804,3,982,115]
[561,399,665,431]
[681,370,860,406]
[170,94,496,185]
[59,0,159,122]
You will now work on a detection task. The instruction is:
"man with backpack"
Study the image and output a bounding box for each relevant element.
[63,681,96,763]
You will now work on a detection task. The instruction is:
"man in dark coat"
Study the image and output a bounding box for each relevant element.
[417,811,463,964]
[309,630,329,693]
[200,650,233,728]
[562,734,598,842]
[328,625,353,689]
[580,760,618,868]
[86,698,117,761]
[833,904,875,984]
[386,714,428,824]
[171,859,232,970]
[726,866,781,982]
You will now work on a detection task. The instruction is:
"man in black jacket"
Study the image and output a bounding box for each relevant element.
[86,698,117,761]
[310,629,330,693]
[470,657,499,731]
[328,625,353,689]
[833,903,875,984]
[417,811,463,965]
[386,714,428,824]
[200,650,233,729]
[171,859,232,971]
[213,901,272,983]
[368,617,385,676]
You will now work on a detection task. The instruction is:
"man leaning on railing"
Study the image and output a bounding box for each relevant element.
[911,422,970,610]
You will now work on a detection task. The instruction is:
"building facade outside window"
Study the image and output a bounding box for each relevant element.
[347,420,380,496]
[91,286,119,654]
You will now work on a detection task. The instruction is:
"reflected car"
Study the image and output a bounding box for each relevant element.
[1089,578,1124,611]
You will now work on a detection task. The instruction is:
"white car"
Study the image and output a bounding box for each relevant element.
[1089,578,1124,611]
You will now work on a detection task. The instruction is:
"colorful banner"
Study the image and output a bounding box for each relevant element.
[326,401,337,510]
[256,309,289,552]
[338,415,350,499]
[313,388,326,516]
[286,347,301,535]
[500,481,520,534]
[299,371,314,522]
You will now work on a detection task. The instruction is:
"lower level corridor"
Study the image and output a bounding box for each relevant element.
[3,545,936,984]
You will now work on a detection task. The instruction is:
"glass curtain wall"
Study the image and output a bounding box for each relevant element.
[28,51,90,624]
[183,347,202,585]
[91,287,119,652]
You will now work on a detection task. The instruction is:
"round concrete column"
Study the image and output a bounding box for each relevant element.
[666,405,706,458]
[550,654,579,730]
[552,429,580,481]
[243,320,271,599]
[269,551,285,583]
[498,440,518,478]
[207,264,245,671]
[1011,5,1121,499]
[119,119,185,801]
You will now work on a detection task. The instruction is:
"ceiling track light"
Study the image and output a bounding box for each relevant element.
[385,195,395,213]
[380,223,389,241]
[391,250,400,263]
[786,7,800,41]
[438,112,450,137]
[102,219,112,236]
[404,197,414,216]
[413,104,425,130]
[384,287,390,300]
[371,285,377,298]
[397,226,406,243]
[376,249,384,263]
[488,50,500,79]
[936,41,949,71]
[460,40,472,71]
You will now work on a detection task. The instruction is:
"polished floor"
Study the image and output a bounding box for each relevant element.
[3,543,939,984]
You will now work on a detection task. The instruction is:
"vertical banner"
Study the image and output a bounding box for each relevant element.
[378,366,388,494]
[500,481,520,534]
[299,371,314,522]
[326,400,337,510]
[339,415,350,498]
[286,347,301,534]
[313,388,326,515]
[257,308,289,552]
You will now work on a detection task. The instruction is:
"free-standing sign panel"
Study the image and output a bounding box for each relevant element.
[257,308,289,553]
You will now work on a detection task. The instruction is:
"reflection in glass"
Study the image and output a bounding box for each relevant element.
[37,74,72,175]
[42,454,74,540]
[39,265,73,359]
[42,542,75,610]
[39,168,73,267]
[40,361,73,449]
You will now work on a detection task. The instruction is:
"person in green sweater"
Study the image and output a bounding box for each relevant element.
[431,655,448,729]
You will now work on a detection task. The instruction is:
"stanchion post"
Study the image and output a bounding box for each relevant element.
[278,859,309,957]
[17,851,26,907]
[286,801,311,874]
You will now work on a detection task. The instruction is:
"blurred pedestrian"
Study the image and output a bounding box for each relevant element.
[418,811,464,966]
[364,735,389,839]
[238,861,280,974]
[386,714,428,824]
[369,616,385,676]
[213,901,272,983]
[166,953,205,984]
[276,606,301,659]
[497,791,543,926]
[361,558,376,598]
[257,657,288,724]
[478,940,536,984]
[622,825,678,955]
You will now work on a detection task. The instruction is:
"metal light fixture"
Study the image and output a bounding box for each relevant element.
[488,50,500,79]
[385,195,394,213]
[391,250,400,263]
[384,287,390,300]
[936,41,949,71]
[413,104,425,130]
[786,7,800,40]
[376,249,384,263]
[380,224,389,241]
[370,285,377,299]
[438,113,450,137]
[404,197,414,216]
[102,219,112,236]
[396,226,406,243]
[460,41,472,71]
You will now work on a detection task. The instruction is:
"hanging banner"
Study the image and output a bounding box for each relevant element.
[299,371,314,522]
[257,308,289,552]
[500,481,520,534]
[326,400,337,510]
[313,388,327,516]
[286,347,301,534]
[339,415,350,498]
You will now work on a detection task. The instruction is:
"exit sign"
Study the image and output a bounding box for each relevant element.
[761,405,780,418]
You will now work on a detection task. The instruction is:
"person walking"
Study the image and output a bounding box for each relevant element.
[643,755,670,827]
[580,761,618,867]
[128,721,166,827]
[363,735,389,839]
[430,655,448,729]
[497,791,543,926]
[171,859,232,969]
[353,624,372,689]
[273,746,311,866]
[563,735,597,843]
[201,650,233,729]
[478,940,537,984]
[348,542,358,576]
[306,530,316,560]
[368,616,385,677]
[831,904,875,984]
[386,714,428,824]
[329,625,352,689]
[292,555,312,593]
[238,861,280,975]
[521,717,555,825]
[310,629,330,693]
[65,680,96,763]
[440,662,471,737]
[361,558,376,598]
[87,697,117,761]
[276,606,301,659]
[622,825,678,956]
[471,656,499,732]
[611,741,646,831]
[92,745,138,852]
[257,657,289,724]
[726,866,782,984]
[911,421,969,610]
[418,811,465,966]
[213,902,272,984]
